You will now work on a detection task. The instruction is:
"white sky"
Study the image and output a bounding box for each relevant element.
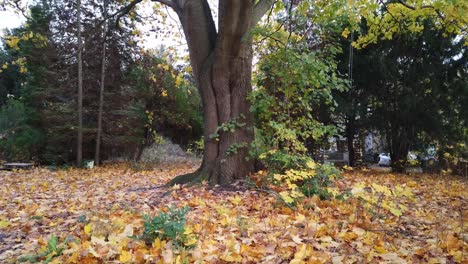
[136,1,186,51]
[0,10,26,35]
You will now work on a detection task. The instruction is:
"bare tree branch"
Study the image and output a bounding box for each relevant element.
[112,0,144,28]
[103,0,175,29]
[252,0,276,27]
[152,0,177,11]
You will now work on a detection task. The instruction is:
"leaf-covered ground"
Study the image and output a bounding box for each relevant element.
[0,162,466,263]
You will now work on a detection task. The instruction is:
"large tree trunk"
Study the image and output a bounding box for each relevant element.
[175,54,255,185]
[168,0,265,185]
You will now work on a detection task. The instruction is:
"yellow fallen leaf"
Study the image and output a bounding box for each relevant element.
[84,223,92,236]
[119,250,132,263]
[449,250,463,263]
[374,245,387,254]
[341,231,358,242]
[292,244,308,261]
[221,252,243,262]
[229,195,242,205]
[183,225,193,235]
[184,234,198,247]
[446,233,461,251]
[0,220,10,228]
[295,213,306,222]
[49,258,62,264]
[387,206,403,217]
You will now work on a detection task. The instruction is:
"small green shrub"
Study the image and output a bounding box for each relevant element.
[258,149,310,173]
[272,160,342,205]
[187,137,204,156]
[136,206,196,249]
[299,163,341,200]
[18,235,65,263]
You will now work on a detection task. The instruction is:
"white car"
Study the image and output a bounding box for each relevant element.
[378,153,391,166]
[378,152,418,166]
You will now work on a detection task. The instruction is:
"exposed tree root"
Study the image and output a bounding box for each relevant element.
[166,167,208,186]
[167,156,255,187]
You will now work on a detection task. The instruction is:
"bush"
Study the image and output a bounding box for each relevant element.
[299,163,341,200]
[258,149,311,173]
[187,137,204,157]
[18,235,65,263]
[136,206,196,249]
[272,160,342,204]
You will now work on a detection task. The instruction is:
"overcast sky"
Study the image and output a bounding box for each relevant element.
[0,10,25,35]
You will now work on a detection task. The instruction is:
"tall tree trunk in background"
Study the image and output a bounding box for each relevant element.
[76,0,83,166]
[389,128,409,173]
[345,118,356,167]
[95,0,107,166]
[162,0,274,185]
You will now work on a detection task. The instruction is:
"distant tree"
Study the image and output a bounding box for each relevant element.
[94,0,108,166]
[0,4,53,161]
[76,0,83,166]
[0,1,152,164]
[249,0,349,170]
[349,19,467,172]
[125,53,202,160]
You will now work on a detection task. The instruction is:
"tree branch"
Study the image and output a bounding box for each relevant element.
[152,0,177,11]
[397,0,451,22]
[106,0,176,29]
[252,0,276,26]
[173,0,216,79]
[397,0,433,10]
[395,1,467,33]
[105,0,144,29]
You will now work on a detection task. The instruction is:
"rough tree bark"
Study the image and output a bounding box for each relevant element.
[148,0,275,185]
[389,128,409,173]
[76,0,83,167]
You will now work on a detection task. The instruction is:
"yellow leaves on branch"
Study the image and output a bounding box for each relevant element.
[5,32,47,51]
[347,0,468,48]
[1,57,28,74]
[274,161,318,204]
[351,181,414,217]
[341,27,351,39]
[274,161,317,187]
[6,36,20,50]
